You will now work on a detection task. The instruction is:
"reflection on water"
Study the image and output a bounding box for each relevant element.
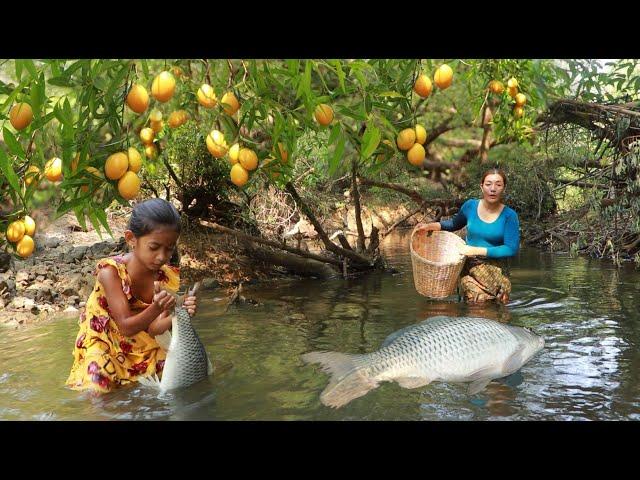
[1,229,640,420]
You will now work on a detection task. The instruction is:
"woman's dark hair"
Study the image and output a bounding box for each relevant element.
[128,198,181,237]
[481,168,507,187]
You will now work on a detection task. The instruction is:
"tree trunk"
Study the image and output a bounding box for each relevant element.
[351,159,366,252]
[245,244,339,279]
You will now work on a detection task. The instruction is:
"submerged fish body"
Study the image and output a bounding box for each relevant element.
[302,316,544,408]
[139,283,212,392]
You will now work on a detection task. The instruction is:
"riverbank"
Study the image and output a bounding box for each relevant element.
[0,197,420,329]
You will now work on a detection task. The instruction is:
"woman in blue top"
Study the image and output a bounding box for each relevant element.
[417,168,520,304]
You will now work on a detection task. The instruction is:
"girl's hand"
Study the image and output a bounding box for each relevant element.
[152,281,176,312]
[183,294,198,317]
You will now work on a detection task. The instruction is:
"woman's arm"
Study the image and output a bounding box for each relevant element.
[485,211,520,258]
[98,268,175,337]
[439,201,469,232]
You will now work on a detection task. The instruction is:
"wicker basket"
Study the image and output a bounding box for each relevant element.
[410,228,466,298]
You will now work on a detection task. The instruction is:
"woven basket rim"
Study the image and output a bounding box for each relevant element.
[410,227,466,267]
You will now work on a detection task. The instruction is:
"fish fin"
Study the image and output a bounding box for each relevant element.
[396,376,432,389]
[154,330,172,351]
[207,354,214,376]
[137,373,161,389]
[502,345,526,376]
[468,378,493,395]
[466,365,497,381]
[301,351,377,408]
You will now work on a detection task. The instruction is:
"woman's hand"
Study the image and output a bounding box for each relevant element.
[183,294,198,317]
[458,245,487,257]
[152,281,176,312]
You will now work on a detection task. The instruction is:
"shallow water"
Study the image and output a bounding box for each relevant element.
[1,230,639,420]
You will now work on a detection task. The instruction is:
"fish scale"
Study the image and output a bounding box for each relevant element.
[302,315,544,408]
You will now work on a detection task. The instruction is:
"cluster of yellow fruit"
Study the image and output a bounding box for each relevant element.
[488,77,527,118]
[197,84,241,116]
[396,125,428,166]
[103,148,142,200]
[5,215,36,258]
[205,129,264,187]
[126,70,177,115]
[413,64,454,97]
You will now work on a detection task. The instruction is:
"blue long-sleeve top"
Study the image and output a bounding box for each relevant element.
[439,199,520,259]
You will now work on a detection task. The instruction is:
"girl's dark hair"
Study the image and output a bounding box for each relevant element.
[481,168,507,187]
[128,198,181,237]
[128,199,182,266]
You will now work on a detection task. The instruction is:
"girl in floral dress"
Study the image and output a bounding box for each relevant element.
[66,199,198,393]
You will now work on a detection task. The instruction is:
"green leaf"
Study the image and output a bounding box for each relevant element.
[361,124,381,159]
[2,127,26,158]
[327,123,341,145]
[378,91,404,98]
[328,133,345,176]
[87,211,104,240]
[333,60,346,93]
[94,208,113,238]
[72,206,88,230]
[57,196,87,218]
[23,60,38,80]
[140,60,149,77]
[0,147,21,193]
[15,59,23,82]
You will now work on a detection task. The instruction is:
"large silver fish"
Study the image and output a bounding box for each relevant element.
[139,282,213,392]
[302,315,544,408]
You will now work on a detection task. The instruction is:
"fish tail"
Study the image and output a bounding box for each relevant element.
[302,351,378,408]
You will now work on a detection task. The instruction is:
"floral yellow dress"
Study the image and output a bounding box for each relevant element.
[66,255,180,393]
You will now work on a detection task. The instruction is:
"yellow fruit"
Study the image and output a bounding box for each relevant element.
[149,109,163,122]
[126,84,149,114]
[228,143,240,164]
[415,125,427,145]
[197,84,217,108]
[6,220,25,243]
[515,93,527,107]
[396,128,416,151]
[127,147,142,173]
[144,144,158,160]
[140,127,155,145]
[118,171,141,200]
[10,102,34,130]
[150,120,164,134]
[230,163,249,187]
[434,64,453,90]
[206,130,228,158]
[489,80,505,94]
[151,71,176,103]
[25,165,40,186]
[277,142,289,164]
[23,215,36,237]
[507,86,518,98]
[238,148,258,171]
[507,77,519,89]
[513,106,524,119]
[104,152,129,180]
[44,157,63,182]
[168,110,188,128]
[220,91,240,115]
[407,143,426,166]
[16,235,35,258]
[314,104,334,126]
[413,74,433,97]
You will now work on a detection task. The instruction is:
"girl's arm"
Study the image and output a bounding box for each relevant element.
[98,268,175,337]
[147,310,173,336]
